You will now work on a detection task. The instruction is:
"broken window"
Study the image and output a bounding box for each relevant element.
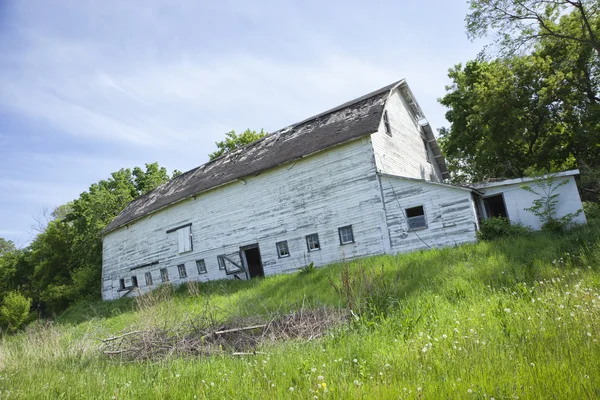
[178,264,187,278]
[306,233,320,251]
[406,206,427,230]
[383,111,392,137]
[196,259,207,274]
[483,194,508,219]
[338,225,354,245]
[145,272,153,286]
[160,268,169,282]
[423,139,431,163]
[131,276,138,287]
[276,241,290,258]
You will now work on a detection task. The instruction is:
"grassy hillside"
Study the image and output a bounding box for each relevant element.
[1,223,600,399]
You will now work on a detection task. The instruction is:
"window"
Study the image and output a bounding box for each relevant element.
[167,223,193,253]
[160,268,169,282]
[276,241,290,258]
[177,225,192,253]
[145,272,153,286]
[218,256,226,270]
[306,233,320,251]
[196,259,207,274]
[423,139,431,163]
[178,264,187,278]
[338,225,354,245]
[383,111,392,137]
[119,278,125,291]
[406,206,427,230]
[131,276,138,287]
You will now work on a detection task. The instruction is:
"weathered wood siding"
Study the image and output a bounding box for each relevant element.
[380,175,478,253]
[371,89,443,182]
[102,138,387,300]
[477,176,587,230]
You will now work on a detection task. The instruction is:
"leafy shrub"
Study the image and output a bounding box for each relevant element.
[477,217,531,241]
[1,291,32,331]
[522,175,582,232]
[583,201,600,221]
[299,262,316,275]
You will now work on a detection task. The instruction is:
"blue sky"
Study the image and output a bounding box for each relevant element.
[0,0,487,246]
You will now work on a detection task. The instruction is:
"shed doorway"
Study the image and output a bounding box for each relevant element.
[483,194,508,219]
[240,244,264,278]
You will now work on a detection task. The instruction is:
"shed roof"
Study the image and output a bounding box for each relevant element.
[104,80,447,234]
[472,169,581,189]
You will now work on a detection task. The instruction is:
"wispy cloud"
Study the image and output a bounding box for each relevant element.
[0,0,485,245]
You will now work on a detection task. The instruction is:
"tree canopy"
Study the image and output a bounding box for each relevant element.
[209,129,267,160]
[0,162,178,319]
[440,1,600,187]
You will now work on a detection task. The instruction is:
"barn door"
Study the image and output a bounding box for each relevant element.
[218,251,248,279]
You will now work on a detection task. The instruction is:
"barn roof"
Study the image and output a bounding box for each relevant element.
[104,80,444,234]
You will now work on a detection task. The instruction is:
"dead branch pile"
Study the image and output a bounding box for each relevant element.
[100,307,345,361]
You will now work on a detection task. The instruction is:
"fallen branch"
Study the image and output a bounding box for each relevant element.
[102,330,147,343]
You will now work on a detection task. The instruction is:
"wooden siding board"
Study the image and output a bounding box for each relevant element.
[102,139,387,300]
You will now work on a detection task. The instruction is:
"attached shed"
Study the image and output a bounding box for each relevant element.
[379,174,479,252]
[473,170,587,230]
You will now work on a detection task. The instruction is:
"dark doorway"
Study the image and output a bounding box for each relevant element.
[483,194,509,219]
[241,245,264,278]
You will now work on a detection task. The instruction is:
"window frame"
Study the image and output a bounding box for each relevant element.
[422,138,431,163]
[166,223,193,254]
[119,278,126,291]
[178,264,187,278]
[405,205,428,230]
[160,268,169,282]
[306,233,321,252]
[383,111,392,137]
[145,272,153,286]
[276,240,290,258]
[196,259,207,274]
[338,225,355,245]
[131,275,138,287]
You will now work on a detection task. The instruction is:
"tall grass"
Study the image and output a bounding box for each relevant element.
[1,223,599,398]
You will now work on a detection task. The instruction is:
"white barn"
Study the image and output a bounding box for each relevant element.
[101,80,586,300]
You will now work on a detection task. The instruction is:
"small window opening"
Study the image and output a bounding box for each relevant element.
[383,111,392,137]
[423,139,431,163]
[178,264,187,278]
[119,278,125,291]
[338,225,354,245]
[406,206,427,230]
[306,233,320,252]
[145,272,153,286]
[276,241,290,258]
[160,268,169,282]
[218,256,226,270]
[483,194,508,219]
[131,276,138,287]
[196,259,207,274]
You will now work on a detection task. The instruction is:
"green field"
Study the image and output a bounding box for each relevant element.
[1,223,600,399]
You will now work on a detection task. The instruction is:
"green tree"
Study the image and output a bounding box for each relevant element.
[439,55,576,182]
[466,0,600,56]
[441,5,600,188]
[209,129,267,160]
[0,238,16,255]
